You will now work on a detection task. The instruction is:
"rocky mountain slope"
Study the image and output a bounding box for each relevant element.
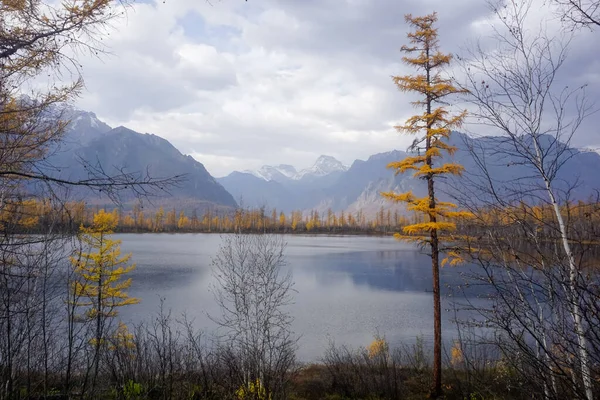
[42,107,237,211]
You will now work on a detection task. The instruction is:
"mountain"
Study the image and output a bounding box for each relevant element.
[245,155,348,182]
[218,172,292,209]
[219,155,350,211]
[295,155,348,180]
[42,108,237,211]
[582,146,600,156]
[246,164,298,182]
[218,151,413,214]
[219,132,600,216]
[65,109,112,145]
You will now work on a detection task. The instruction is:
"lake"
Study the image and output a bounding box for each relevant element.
[117,233,483,361]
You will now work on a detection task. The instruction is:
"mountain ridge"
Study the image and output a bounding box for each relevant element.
[41,107,237,211]
[41,105,600,217]
[219,132,600,216]
[245,155,349,182]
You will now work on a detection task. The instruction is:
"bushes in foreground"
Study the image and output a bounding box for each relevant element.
[4,312,599,399]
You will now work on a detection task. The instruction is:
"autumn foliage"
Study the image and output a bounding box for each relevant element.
[70,209,139,391]
[70,209,139,322]
[381,12,467,397]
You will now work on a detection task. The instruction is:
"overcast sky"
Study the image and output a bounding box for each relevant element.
[74,0,600,177]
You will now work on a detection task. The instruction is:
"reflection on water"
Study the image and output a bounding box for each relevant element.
[117,234,483,361]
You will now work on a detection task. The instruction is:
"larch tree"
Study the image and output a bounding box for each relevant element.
[0,0,234,397]
[70,209,139,392]
[279,212,286,231]
[177,211,189,230]
[381,12,467,398]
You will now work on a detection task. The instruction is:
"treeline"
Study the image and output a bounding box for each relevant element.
[6,198,600,241]
[10,199,421,234]
[116,205,415,234]
[454,200,600,245]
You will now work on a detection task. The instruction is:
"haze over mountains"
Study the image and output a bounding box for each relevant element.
[219,133,600,215]
[43,106,600,216]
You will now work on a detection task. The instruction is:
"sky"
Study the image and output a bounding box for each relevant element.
[73,0,600,177]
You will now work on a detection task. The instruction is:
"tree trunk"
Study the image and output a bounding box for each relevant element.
[430,227,442,398]
[548,186,593,400]
[425,49,442,398]
[534,140,593,400]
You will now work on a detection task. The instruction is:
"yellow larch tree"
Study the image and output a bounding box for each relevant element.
[279,212,286,231]
[177,211,190,230]
[70,209,139,388]
[154,206,165,232]
[381,12,468,398]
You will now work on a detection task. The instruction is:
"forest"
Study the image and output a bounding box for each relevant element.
[1,0,600,399]
[6,199,600,241]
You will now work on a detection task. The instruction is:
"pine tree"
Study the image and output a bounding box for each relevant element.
[381,12,467,398]
[70,209,139,390]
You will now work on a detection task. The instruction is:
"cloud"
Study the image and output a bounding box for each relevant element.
[74,0,600,177]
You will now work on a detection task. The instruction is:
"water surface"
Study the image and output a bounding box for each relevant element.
[117,234,481,361]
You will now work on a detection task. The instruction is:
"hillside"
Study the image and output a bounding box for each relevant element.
[41,107,237,211]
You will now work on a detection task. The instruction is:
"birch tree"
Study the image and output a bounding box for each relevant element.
[211,233,296,399]
[552,0,600,28]
[459,0,596,398]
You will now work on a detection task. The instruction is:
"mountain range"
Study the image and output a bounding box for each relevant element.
[40,105,600,216]
[219,133,600,215]
[245,156,348,182]
[41,106,237,211]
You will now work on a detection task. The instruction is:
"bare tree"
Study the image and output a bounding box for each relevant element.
[551,0,600,29]
[456,0,598,398]
[210,233,297,399]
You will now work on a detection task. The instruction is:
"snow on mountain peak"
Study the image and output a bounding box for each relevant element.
[245,164,299,182]
[273,164,298,179]
[71,111,102,128]
[245,156,347,182]
[243,169,267,180]
[581,146,600,156]
[295,155,348,179]
[318,155,347,169]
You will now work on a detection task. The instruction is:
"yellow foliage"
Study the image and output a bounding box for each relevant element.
[71,209,139,325]
[236,379,270,400]
[0,199,40,230]
[450,341,463,367]
[110,321,136,351]
[384,12,467,246]
[368,337,388,359]
[441,250,466,267]
[279,212,286,227]
[177,211,190,229]
[84,208,118,233]
[403,222,455,234]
